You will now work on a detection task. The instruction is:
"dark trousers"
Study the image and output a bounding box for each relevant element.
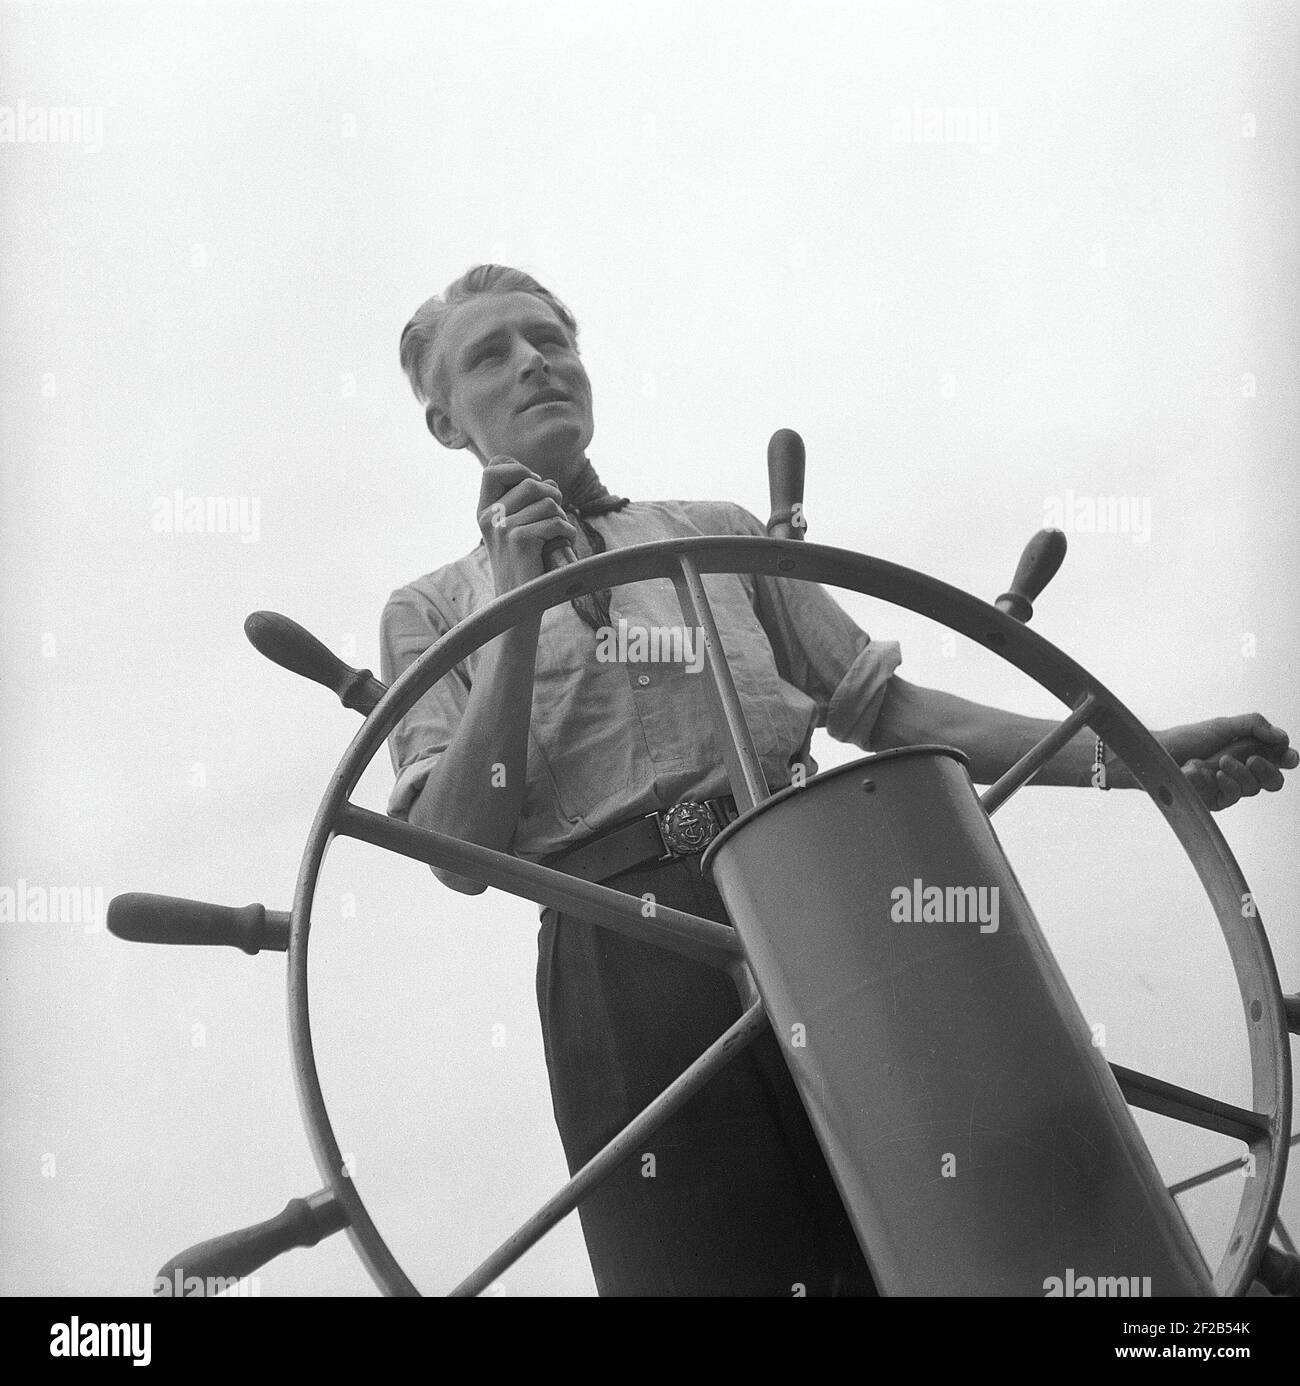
[536,855,878,1297]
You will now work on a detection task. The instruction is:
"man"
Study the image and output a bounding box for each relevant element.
[381,264,1296,1296]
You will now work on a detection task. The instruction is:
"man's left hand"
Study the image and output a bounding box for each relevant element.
[1157,714,1299,811]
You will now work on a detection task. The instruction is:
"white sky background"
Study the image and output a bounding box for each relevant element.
[1,0,1297,1297]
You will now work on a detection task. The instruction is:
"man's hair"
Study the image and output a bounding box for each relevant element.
[399,264,580,412]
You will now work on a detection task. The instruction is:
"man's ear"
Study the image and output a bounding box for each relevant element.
[426,403,468,450]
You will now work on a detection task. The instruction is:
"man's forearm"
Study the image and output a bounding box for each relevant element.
[406,616,542,893]
[871,676,1122,787]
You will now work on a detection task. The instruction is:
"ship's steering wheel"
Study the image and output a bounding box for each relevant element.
[110,499,1297,1298]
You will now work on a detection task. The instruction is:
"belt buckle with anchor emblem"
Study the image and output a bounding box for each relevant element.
[657,800,719,860]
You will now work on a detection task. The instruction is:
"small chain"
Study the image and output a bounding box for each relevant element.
[1093,735,1111,791]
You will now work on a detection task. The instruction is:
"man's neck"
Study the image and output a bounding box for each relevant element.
[560,456,630,517]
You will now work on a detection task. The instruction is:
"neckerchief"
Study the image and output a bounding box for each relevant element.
[558,458,630,634]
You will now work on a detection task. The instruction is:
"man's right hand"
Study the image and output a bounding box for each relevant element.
[478,456,578,596]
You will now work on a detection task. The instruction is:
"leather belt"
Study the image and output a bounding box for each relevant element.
[542,795,740,885]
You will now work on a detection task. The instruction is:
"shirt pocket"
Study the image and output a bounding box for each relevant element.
[624,572,785,772]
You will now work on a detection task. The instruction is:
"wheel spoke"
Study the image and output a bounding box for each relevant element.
[671,555,770,813]
[1167,1132,1300,1198]
[335,803,742,969]
[155,1188,348,1292]
[108,893,290,954]
[1110,1062,1272,1143]
[980,693,1099,815]
[447,1000,767,1297]
[1167,1153,1252,1197]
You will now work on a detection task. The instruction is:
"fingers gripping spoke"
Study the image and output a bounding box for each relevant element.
[981,694,1100,815]
[1110,1063,1272,1144]
[335,803,741,969]
[447,1000,768,1297]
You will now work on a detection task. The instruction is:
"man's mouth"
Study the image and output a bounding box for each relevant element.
[520,390,570,412]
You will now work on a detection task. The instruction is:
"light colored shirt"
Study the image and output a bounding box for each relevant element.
[379,498,902,861]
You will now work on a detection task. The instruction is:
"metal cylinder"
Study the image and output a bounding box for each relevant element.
[701,746,1213,1297]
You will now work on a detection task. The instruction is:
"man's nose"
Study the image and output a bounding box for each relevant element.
[518,343,549,378]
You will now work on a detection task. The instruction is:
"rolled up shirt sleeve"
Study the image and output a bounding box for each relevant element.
[730,504,902,751]
[379,584,472,820]
[824,639,903,749]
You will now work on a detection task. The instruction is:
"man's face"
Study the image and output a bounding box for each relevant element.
[427,290,595,484]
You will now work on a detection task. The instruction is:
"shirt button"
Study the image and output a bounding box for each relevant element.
[637,674,651,686]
